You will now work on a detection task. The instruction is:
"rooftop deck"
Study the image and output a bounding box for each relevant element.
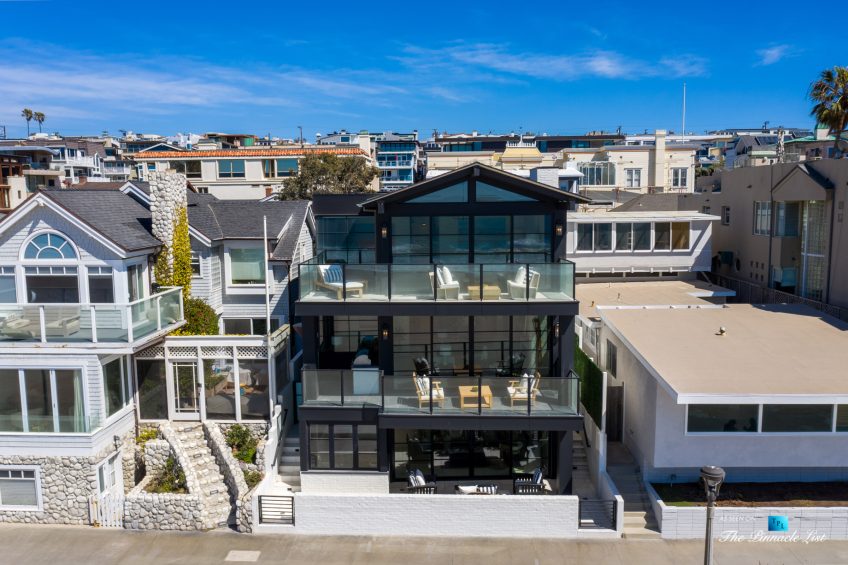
[298,261,575,304]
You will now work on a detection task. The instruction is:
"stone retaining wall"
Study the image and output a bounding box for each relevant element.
[143,439,171,478]
[123,476,205,531]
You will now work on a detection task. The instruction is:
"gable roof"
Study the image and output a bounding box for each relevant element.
[772,162,835,194]
[359,163,590,209]
[39,190,162,252]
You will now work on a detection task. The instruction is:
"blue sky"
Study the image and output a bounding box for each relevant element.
[1,0,844,140]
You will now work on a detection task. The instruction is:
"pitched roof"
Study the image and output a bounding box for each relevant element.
[312,193,373,216]
[136,147,368,159]
[40,190,162,252]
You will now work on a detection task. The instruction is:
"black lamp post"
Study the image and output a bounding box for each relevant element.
[700,465,725,565]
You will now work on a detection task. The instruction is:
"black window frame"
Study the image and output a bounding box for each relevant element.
[307,423,379,470]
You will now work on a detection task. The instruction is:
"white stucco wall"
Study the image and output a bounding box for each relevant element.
[300,471,389,494]
[291,493,580,537]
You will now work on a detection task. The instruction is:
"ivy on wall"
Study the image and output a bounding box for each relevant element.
[575,336,604,429]
[154,206,192,301]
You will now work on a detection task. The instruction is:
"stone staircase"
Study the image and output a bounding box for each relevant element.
[277,433,301,492]
[608,463,661,539]
[170,423,232,528]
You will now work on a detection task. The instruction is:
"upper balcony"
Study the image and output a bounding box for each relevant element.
[302,368,579,418]
[0,286,183,349]
[298,261,576,312]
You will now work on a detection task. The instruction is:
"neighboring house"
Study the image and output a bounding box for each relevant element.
[317,130,421,191]
[0,146,66,204]
[134,146,372,200]
[691,160,848,312]
[597,303,848,483]
[0,174,313,526]
[294,164,587,504]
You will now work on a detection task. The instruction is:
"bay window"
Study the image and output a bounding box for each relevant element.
[228,247,266,285]
[103,357,132,418]
[671,222,690,250]
[88,266,114,303]
[0,369,86,433]
[218,159,245,179]
[25,266,79,303]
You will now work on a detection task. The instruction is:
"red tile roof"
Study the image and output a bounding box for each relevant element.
[136,147,368,159]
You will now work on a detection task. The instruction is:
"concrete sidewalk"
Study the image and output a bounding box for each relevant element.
[2,524,848,564]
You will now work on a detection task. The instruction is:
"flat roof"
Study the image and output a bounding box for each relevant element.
[577,280,734,318]
[570,211,719,222]
[600,304,848,402]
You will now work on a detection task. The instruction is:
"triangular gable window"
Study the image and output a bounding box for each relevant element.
[407,181,468,203]
[475,181,536,202]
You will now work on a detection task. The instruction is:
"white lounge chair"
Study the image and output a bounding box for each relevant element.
[507,266,540,299]
[316,264,365,299]
[413,372,445,408]
[507,372,541,407]
[428,266,460,300]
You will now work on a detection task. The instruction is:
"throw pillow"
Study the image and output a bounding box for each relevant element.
[441,266,453,284]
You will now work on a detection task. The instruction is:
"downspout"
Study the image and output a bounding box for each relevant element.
[264,216,273,420]
[825,188,836,303]
[767,166,774,288]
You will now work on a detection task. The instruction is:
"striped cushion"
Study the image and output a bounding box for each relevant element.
[325,264,343,283]
[532,468,543,484]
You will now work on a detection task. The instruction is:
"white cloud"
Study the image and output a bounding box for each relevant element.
[755,44,792,66]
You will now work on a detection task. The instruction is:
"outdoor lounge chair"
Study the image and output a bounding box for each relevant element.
[428,266,460,300]
[407,469,437,494]
[413,372,445,408]
[507,266,540,300]
[316,264,365,299]
[507,371,541,407]
[513,467,546,494]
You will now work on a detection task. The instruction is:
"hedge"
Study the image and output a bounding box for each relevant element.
[574,336,603,429]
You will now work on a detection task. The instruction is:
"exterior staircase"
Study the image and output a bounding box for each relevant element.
[608,462,661,539]
[171,423,232,528]
[571,430,595,498]
[276,432,301,493]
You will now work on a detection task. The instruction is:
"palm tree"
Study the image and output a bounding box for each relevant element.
[21,108,33,137]
[810,66,848,158]
[33,112,45,133]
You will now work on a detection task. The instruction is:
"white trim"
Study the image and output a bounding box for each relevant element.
[19,229,81,262]
[0,464,43,512]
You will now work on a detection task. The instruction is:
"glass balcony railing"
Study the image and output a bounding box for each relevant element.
[299,262,575,302]
[302,368,579,417]
[0,287,183,344]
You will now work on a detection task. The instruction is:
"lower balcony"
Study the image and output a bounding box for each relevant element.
[301,369,579,417]
[0,287,184,347]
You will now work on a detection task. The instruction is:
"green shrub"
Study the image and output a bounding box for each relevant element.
[243,470,262,490]
[226,424,258,464]
[146,456,187,494]
[575,336,603,429]
[136,428,160,446]
[172,297,219,336]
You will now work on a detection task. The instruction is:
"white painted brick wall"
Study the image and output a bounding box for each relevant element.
[300,471,389,494]
[291,493,580,537]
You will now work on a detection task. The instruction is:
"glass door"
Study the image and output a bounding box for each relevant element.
[172,362,200,420]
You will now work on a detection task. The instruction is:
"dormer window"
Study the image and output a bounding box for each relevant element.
[24,233,77,260]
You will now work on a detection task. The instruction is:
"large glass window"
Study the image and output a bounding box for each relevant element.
[391,216,430,263]
[55,370,85,433]
[88,267,114,303]
[512,316,549,376]
[687,405,759,432]
[218,159,245,178]
[24,370,53,432]
[170,160,201,178]
[276,158,298,177]
[308,423,378,470]
[475,182,534,202]
[762,405,833,432]
[633,222,651,250]
[577,224,593,251]
[203,358,236,420]
[615,223,633,251]
[837,405,848,432]
[433,316,469,373]
[319,316,378,358]
[136,360,167,419]
[432,216,469,263]
[654,222,671,250]
[577,162,615,186]
[753,202,772,236]
[127,264,144,302]
[407,182,467,203]
[605,340,617,378]
[0,369,22,432]
[474,316,510,372]
[229,247,265,285]
[239,359,269,420]
[774,202,800,237]
[474,216,509,263]
[0,267,16,303]
[25,267,79,303]
[594,224,612,251]
[317,216,375,264]
[513,215,550,262]
[103,358,125,418]
[309,424,331,469]
[671,222,690,250]
[393,316,432,372]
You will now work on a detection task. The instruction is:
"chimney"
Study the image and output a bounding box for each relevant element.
[530,167,560,189]
[652,129,667,189]
[149,171,188,277]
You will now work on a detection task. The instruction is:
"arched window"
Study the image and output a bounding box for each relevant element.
[23,232,78,260]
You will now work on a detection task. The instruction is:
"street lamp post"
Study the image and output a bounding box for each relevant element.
[701,465,726,565]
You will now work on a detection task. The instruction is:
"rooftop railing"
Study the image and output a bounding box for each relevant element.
[299,262,575,303]
[302,368,579,417]
[0,286,183,345]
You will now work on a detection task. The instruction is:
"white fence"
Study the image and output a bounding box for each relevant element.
[89,492,124,528]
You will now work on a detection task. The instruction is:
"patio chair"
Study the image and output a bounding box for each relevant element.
[413,372,445,408]
[496,353,526,378]
[507,371,541,407]
[513,467,546,495]
[428,266,460,300]
[507,266,540,300]
[407,469,437,494]
[316,264,365,299]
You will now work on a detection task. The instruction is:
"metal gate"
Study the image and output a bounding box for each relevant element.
[258,495,294,525]
[578,499,617,530]
[89,492,125,528]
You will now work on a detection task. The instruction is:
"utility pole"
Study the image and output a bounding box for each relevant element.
[298,125,303,148]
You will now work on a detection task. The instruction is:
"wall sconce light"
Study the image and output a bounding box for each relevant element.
[555,222,563,237]
[381,224,388,239]
[381,324,390,340]
[554,322,560,338]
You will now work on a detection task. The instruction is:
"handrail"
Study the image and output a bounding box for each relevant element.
[19,286,182,308]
